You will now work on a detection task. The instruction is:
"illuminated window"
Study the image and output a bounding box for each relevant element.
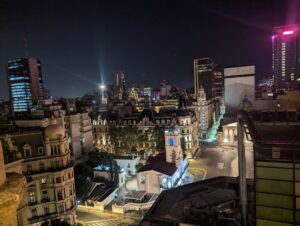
[169,138,174,146]
[29,192,36,203]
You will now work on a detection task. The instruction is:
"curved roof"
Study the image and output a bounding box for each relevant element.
[44,119,65,139]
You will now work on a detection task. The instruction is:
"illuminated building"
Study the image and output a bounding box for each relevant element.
[0,119,76,225]
[272,24,300,91]
[137,126,188,194]
[193,58,214,100]
[93,106,199,156]
[7,58,44,116]
[197,87,214,139]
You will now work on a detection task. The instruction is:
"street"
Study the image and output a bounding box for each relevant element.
[76,207,140,226]
[188,144,254,181]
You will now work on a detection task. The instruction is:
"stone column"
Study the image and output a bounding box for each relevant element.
[223,127,228,142]
[229,129,234,144]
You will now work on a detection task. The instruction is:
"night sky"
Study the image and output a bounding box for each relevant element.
[0,0,299,99]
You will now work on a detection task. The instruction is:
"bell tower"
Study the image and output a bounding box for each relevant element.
[165,127,183,167]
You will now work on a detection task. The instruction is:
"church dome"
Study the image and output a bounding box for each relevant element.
[44,118,65,140]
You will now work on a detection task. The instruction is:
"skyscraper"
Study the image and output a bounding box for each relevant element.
[272,24,300,91]
[7,58,44,115]
[193,58,214,100]
[214,64,224,100]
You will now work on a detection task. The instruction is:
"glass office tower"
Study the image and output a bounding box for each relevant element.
[7,58,44,115]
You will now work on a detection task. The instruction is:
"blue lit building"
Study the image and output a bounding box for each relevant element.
[7,58,44,116]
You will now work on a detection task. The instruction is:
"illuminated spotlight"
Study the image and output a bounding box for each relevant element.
[99,84,106,90]
[223,138,229,143]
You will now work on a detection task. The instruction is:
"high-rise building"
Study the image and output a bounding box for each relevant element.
[214,64,224,100]
[272,24,300,91]
[193,58,214,100]
[7,58,44,115]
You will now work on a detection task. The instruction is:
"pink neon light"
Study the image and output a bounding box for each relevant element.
[283,30,294,35]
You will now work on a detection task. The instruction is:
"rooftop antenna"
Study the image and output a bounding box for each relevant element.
[23,38,29,57]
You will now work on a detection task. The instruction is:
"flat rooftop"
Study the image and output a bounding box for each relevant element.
[248,110,300,143]
[141,177,254,226]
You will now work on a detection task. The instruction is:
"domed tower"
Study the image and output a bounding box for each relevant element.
[165,126,183,167]
[44,118,69,156]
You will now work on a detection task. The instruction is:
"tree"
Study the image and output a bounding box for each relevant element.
[130,146,138,155]
[74,163,93,202]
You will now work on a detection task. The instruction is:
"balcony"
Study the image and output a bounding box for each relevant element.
[25,161,74,175]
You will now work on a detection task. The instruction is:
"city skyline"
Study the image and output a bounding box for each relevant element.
[0,0,299,99]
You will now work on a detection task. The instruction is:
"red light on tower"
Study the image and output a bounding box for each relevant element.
[283,30,294,35]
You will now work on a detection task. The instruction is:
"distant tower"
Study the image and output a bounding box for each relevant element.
[197,86,208,139]
[7,58,44,116]
[194,57,215,100]
[165,127,183,167]
[115,71,125,100]
[272,24,300,91]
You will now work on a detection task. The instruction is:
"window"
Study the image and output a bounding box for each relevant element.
[27,164,32,174]
[68,172,71,179]
[140,176,145,184]
[56,177,62,183]
[51,145,59,155]
[57,190,63,200]
[31,208,37,218]
[169,138,174,146]
[69,185,73,195]
[42,190,49,202]
[38,146,44,154]
[29,192,36,203]
[58,204,64,212]
[44,205,49,214]
[55,160,59,168]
